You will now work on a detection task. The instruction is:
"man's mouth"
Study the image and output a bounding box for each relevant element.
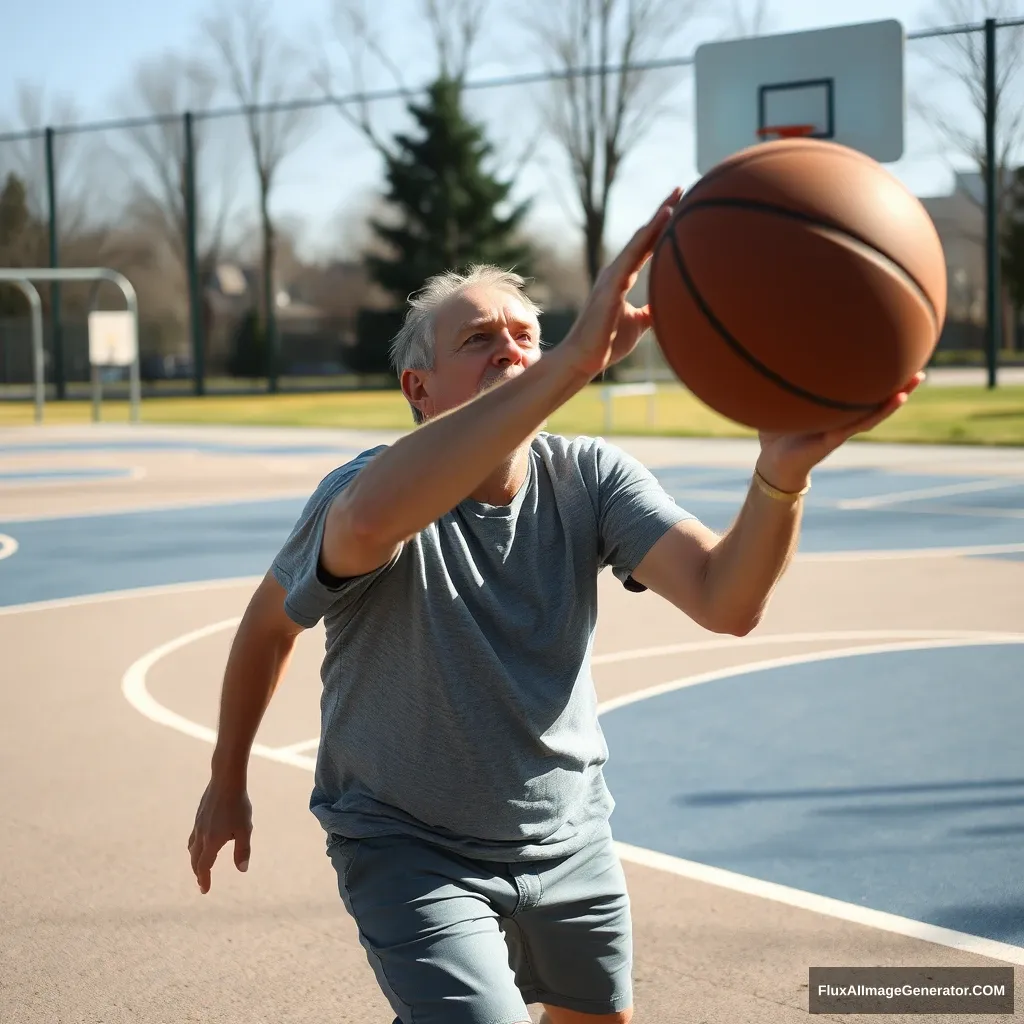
[479,367,523,392]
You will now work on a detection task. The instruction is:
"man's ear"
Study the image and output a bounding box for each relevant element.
[401,368,433,421]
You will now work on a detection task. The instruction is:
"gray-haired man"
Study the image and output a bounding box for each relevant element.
[188,188,920,1024]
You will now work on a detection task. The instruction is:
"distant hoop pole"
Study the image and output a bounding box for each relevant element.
[756,124,817,141]
[0,275,45,423]
[0,268,140,423]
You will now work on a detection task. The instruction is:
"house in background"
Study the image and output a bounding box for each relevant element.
[921,169,1020,352]
[201,258,391,377]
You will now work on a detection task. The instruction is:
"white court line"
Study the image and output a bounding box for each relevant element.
[114,622,1024,966]
[0,533,19,562]
[864,503,1024,521]
[838,477,1024,510]
[0,576,262,618]
[798,542,1024,563]
[596,635,1024,715]
[274,738,322,756]
[0,490,310,525]
[676,487,1024,521]
[0,466,147,490]
[613,843,1024,966]
[589,629,1020,666]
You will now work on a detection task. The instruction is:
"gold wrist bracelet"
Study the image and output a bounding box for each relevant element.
[753,469,810,503]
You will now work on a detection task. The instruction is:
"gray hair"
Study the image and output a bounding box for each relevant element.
[389,265,543,424]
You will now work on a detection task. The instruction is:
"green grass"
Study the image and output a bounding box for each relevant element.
[4,383,1024,446]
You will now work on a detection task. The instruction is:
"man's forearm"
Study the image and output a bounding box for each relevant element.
[341,345,590,545]
[210,614,298,785]
[702,475,805,633]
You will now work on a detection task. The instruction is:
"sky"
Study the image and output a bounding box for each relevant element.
[3,0,1024,264]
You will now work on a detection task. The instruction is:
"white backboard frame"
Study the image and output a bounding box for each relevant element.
[694,19,905,173]
[88,310,138,367]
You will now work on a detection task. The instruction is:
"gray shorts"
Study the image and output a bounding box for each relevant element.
[327,825,633,1024]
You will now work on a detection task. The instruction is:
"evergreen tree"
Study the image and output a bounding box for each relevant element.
[0,173,34,315]
[368,78,532,301]
[0,173,30,244]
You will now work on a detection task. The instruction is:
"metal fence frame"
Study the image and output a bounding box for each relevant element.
[2,16,1023,396]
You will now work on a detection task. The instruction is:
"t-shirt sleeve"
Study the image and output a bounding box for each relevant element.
[594,439,697,590]
[270,447,399,628]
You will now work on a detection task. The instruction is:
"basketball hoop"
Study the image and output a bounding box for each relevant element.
[756,124,817,142]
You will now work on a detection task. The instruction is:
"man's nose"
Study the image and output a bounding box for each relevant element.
[492,331,527,366]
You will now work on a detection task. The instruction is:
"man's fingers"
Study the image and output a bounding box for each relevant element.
[622,304,653,338]
[234,833,251,873]
[830,393,907,446]
[189,834,203,876]
[195,838,222,895]
[825,371,922,447]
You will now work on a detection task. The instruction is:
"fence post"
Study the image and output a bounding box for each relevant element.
[45,127,64,400]
[984,17,1000,389]
[183,111,205,396]
[265,219,278,394]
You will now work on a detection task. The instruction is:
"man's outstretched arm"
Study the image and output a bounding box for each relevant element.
[321,189,684,581]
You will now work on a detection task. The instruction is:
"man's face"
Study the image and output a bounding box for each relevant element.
[402,284,542,422]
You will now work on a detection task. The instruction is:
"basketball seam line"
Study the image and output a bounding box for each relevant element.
[677,197,939,328]
[661,230,884,413]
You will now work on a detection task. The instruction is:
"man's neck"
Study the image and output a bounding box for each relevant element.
[468,442,531,506]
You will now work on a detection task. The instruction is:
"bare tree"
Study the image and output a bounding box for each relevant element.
[526,0,703,286]
[315,0,491,155]
[727,0,771,36]
[916,0,1024,209]
[116,53,237,281]
[423,0,490,84]
[206,0,313,384]
[0,84,93,247]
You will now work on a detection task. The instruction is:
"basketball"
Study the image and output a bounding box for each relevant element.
[648,138,947,433]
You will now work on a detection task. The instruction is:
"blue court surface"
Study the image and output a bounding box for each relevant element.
[2,447,1022,954]
[3,464,1023,607]
[601,644,1024,946]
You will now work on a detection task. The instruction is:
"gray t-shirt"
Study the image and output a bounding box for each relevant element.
[271,431,694,862]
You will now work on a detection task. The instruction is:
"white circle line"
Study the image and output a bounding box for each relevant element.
[590,629,1022,666]
[0,534,19,562]
[119,615,316,773]
[118,626,1024,965]
[597,635,1024,714]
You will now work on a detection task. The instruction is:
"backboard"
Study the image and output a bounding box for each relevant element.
[88,310,138,367]
[694,19,905,173]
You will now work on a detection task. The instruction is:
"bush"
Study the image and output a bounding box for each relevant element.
[228,310,268,379]
[347,309,405,377]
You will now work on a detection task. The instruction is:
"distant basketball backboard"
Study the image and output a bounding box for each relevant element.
[694,20,905,173]
[88,310,138,367]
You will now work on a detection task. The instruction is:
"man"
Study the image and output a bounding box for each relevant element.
[188,188,920,1024]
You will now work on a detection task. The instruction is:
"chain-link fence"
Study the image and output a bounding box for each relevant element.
[1,13,1023,400]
